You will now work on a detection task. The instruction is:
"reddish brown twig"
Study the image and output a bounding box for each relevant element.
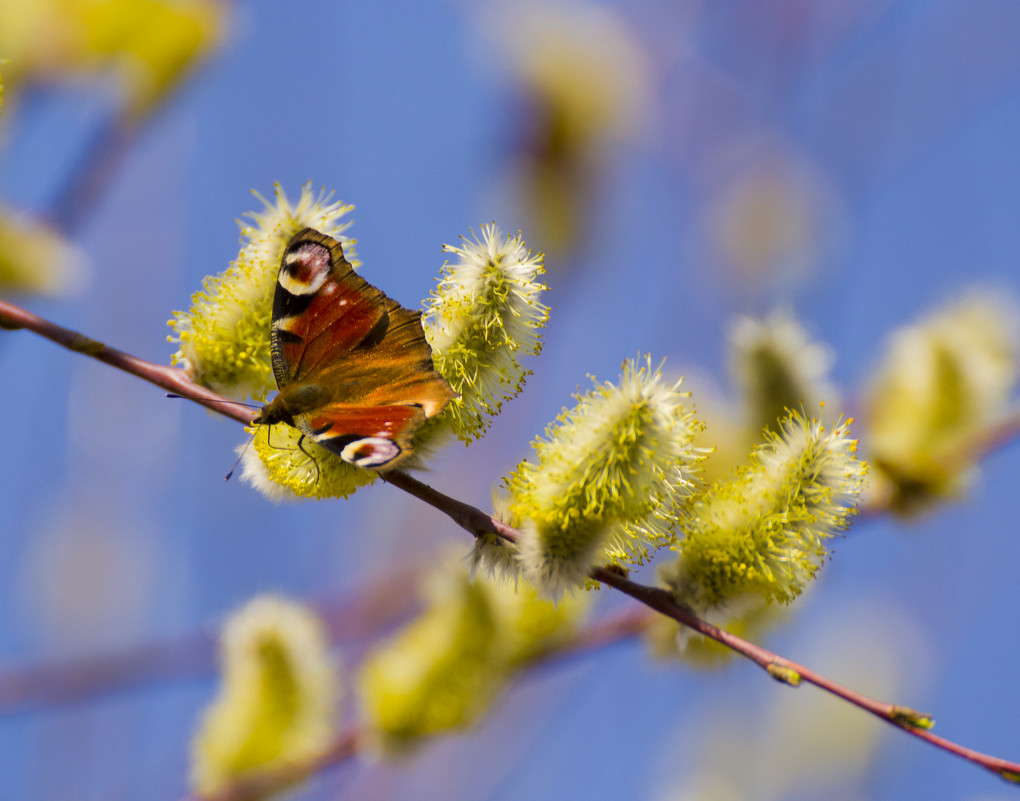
[176,609,657,801]
[0,566,425,716]
[181,727,365,801]
[586,568,1020,783]
[47,118,139,235]
[4,298,1019,787]
[0,298,255,425]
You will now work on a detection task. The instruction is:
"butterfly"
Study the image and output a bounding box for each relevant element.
[251,227,455,470]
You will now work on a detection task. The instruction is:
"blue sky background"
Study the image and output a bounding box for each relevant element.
[2,1,1020,799]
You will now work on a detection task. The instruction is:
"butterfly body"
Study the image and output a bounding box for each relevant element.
[252,228,454,470]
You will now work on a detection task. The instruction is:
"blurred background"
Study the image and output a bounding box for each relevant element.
[1,1,1019,799]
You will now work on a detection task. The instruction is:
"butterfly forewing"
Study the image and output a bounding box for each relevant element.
[271,228,390,387]
[309,307,451,414]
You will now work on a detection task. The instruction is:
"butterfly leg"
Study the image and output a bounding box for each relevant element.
[296,433,321,488]
[264,424,322,488]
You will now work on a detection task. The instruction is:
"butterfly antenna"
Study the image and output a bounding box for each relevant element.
[163,394,261,481]
[225,429,257,482]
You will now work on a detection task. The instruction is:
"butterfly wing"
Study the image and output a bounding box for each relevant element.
[301,403,427,468]
[265,228,454,469]
[270,228,390,387]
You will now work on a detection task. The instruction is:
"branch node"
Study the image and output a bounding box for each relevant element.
[889,705,934,730]
[765,661,802,687]
[69,333,105,356]
[597,563,631,579]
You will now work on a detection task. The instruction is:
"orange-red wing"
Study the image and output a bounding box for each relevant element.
[301,403,427,468]
[308,305,455,418]
[270,228,390,387]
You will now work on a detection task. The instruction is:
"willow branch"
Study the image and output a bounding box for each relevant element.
[183,727,365,801]
[587,569,1019,781]
[45,51,224,235]
[0,566,425,716]
[387,473,1020,783]
[3,298,1019,786]
[177,608,656,801]
[0,298,255,425]
[47,118,139,234]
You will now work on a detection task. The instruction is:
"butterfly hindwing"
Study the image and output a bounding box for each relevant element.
[302,403,427,468]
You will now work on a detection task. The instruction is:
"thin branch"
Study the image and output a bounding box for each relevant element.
[43,41,229,236]
[381,470,518,542]
[559,605,655,656]
[46,117,139,235]
[181,727,365,801]
[0,575,653,719]
[386,471,1020,783]
[3,298,1019,787]
[0,631,215,717]
[178,608,658,801]
[586,568,1020,782]
[0,566,425,716]
[0,298,255,425]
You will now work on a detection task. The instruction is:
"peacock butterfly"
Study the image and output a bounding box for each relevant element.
[251,227,455,470]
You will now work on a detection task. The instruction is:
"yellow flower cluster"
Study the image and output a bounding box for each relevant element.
[358,567,587,750]
[424,224,548,442]
[663,412,865,616]
[172,189,552,500]
[191,596,337,795]
[865,291,1019,511]
[728,310,837,438]
[0,0,224,117]
[499,356,704,597]
[239,421,375,502]
[0,205,86,295]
